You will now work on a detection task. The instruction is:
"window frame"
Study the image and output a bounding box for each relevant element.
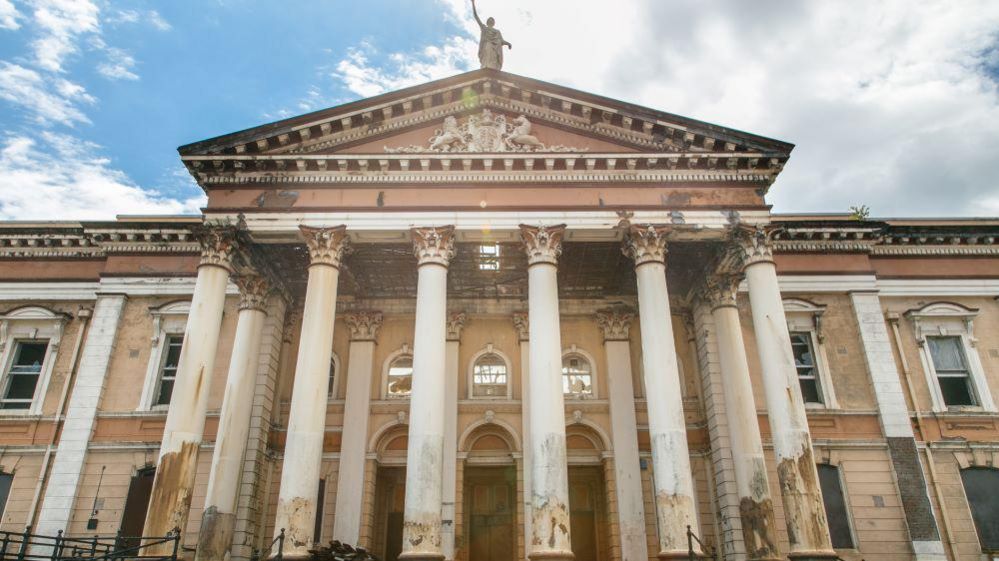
[816,462,858,550]
[381,344,414,399]
[152,334,183,407]
[783,299,839,409]
[467,344,513,400]
[0,306,67,416]
[959,466,999,552]
[138,301,190,411]
[561,345,598,400]
[327,352,342,401]
[906,302,996,413]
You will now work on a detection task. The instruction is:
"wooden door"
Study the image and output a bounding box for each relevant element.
[374,467,406,561]
[119,467,155,548]
[465,467,515,561]
[568,466,608,561]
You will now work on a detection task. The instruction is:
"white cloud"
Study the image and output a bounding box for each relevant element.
[97,47,138,80]
[0,62,94,124]
[29,0,100,72]
[328,0,999,217]
[0,0,21,30]
[148,10,170,31]
[0,132,204,220]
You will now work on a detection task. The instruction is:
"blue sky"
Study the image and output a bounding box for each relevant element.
[0,0,998,219]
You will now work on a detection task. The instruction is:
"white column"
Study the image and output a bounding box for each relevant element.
[332,311,383,545]
[596,308,650,561]
[36,294,126,536]
[144,224,237,551]
[273,226,350,559]
[735,225,835,560]
[196,274,272,561]
[623,225,699,559]
[441,312,465,561]
[401,226,456,561]
[703,276,779,560]
[513,312,533,560]
[520,224,573,561]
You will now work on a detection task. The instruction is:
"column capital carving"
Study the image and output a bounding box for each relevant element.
[281,304,303,343]
[512,312,529,341]
[701,273,742,311]
[519,224,566,266]
[730,223,781,268]
[412,226,456,267]
[345,310,383,341]
[596,307,635,341]
[300,225,351,268]
[622,224,671,266]
[446,311,467,341]
[193,222,240,271]
[234,272,272,312]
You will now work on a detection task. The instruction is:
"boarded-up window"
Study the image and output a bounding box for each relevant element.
[119,467,155,547]
[961,468,999,551]
[817,464,854,548]
[0,472,12,518]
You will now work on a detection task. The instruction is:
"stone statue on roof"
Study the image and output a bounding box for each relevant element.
[472,0,512,70]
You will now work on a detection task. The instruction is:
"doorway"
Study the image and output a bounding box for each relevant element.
[119,466,155,548]
[372,466,406,561]
[568,465,610,561]
[464,466,515,561]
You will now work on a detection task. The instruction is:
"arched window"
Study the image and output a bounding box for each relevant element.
[562,352,593,398]
[472,351,509,398]
[961,467,999,551]
[386,354,413,397]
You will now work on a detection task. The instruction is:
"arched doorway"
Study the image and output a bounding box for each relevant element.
[566,423,612,561]
[460,422,519,561]
[371,425,408,561]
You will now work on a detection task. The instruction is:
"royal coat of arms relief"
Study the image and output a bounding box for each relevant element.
[385,109,586,153]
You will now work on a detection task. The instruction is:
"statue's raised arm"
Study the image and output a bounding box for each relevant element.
[470,0,511,70]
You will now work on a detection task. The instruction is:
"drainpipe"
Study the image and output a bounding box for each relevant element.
[888,314,957,560]
[25,307,92,529]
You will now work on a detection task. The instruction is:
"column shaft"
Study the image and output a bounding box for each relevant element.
[737,225,834,560]
[513,312,533,560]
[521,224,572,561]
[144,225,237,550]
[441,313,465,561]
[196,273,271,561]
[273,226,349,558]
[626,226,699,559]
[707,280,779,560]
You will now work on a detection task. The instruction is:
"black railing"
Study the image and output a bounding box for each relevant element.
[686,525,715,561]
[0,526,180,561]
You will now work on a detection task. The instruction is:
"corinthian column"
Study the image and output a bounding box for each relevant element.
[400,226,456,561]
[733,225,835,561]
[196,273,273,561]
[702,275,779,560]
[520,224,573,561]
[273,226,350,559]
[622,225,699,559]
[143,223,238,551]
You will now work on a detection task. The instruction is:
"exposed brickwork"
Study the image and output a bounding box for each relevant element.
[887,437,941,542]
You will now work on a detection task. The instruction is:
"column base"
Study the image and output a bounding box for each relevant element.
[787,551,839,561]
[658,551,700,560]
[398,552,446,561]
[268,553,311,561]
[528,550,575,560]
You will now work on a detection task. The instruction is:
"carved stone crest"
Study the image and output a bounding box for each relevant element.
[385,110,586,153]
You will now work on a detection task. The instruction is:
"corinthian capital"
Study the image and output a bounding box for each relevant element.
[596,307,635,341]
[447,311,467,341]
[300,225,350,268]
[519,224,566,266]
[412,226,456,267]
[512,312,529,341]
[622,224,670,266]
[701,273,741,310]
[730,223,780,268]
[235,273,272,312]
[345,310,383,341]
[193,223,240,271]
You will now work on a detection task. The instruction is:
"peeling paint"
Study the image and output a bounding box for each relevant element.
[654,491,696,553]
[739,496,779,560]
[403,516,442,550]
[194,506,235,561]
[254,190,299,208]
[275,495,317,554]
[529,495,570,552]
[776,446,832,553]
[143,441,199,555]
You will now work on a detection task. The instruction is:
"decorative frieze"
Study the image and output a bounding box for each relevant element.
[412,226,456,267]
[345,311,384,341]
[193,222,240,271]
[384,111,586,153]
[446,311,467,341]
[234,273,272,312]
[596,307,635,341]
[512,312,529,341]
[622,224,670,266]
[300,225,350,267]
[519,224,565,266]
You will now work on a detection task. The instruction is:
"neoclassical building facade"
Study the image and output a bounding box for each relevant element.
[0,69,997,561]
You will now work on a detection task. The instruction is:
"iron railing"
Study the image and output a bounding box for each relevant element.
[686,525,715,561]
[0,526,180,561]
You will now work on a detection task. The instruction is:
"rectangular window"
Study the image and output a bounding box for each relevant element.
[155,336,183,406]
[817,464,855,549]
[314,478,326,542]
[789,332,823,404]
[927,336,976,407]
[1,340,49,410]
[478,244,500,271]
[0,472,12,518]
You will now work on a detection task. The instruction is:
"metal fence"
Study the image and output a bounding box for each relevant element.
[0,526,180,561]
